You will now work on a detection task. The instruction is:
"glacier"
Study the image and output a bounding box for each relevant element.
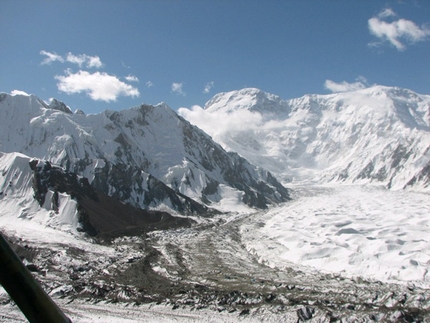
[1,86,430,322]
[178,85,430,286]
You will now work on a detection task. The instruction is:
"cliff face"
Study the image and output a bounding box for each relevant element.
[0,93,290,214]
[0,152,193,238]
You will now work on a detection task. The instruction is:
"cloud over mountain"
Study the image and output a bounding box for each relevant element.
[368,8,430,50]
[40,50,139,102]
[324,78,367,93]
[55,69,140,102]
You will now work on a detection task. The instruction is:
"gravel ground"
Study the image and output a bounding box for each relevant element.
[1,209,429,322]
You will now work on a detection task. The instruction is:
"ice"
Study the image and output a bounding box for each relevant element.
[0,152,80,235]
[208,184,253,214]
[241,184,430,286]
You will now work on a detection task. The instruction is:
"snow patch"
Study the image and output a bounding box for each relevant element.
[10,90,30,96]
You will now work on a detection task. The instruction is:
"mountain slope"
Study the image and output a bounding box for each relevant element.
[180,86,430,190]
[0,152,80,233]
[0,152,194,238]
[0,92,289,214]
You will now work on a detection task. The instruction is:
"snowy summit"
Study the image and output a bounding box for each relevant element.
[181,85,430,190]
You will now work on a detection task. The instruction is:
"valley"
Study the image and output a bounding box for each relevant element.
[1,86,430,322]
[1,185,429,322]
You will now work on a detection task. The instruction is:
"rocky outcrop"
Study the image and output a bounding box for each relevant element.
[29,158,195,238]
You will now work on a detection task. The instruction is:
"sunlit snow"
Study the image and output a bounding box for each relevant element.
[241,184,430,286]
[1,86,430,298]
[179,85,430,286]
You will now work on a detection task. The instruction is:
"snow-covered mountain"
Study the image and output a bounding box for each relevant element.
[0,92,289,215]
[0,152,80,233]
[2,89,430,322]
[0,152,194,237]
[180,86,430,190]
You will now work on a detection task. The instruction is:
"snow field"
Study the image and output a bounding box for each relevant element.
[241,185,430,286]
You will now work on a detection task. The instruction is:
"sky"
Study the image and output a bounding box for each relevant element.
[1,0,430,114]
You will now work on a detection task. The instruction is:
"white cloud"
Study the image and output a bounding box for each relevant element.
[55,69,140,102]
[41,50,140,102]
[378,8,396,19]
[65,53,86,67]
[368,8,430,50]
[125,75,139,82]
[179,105,262,140]
[86,55,103,69]
[324,78,367,93]
[203,81,214,94]
[178,105,287,147]
[66,53,103,68]
[40,51,103,68]
[146,81,153,88]
[40,50,64,65]
[172,82,186,96]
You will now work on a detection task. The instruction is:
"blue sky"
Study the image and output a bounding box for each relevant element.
[1,0,430,114]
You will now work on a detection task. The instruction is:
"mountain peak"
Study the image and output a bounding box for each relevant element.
[0,93,290,213]
[327,85,427,103]
[204,88,288,114]
[48,98,72,114]
[192,85,430,189]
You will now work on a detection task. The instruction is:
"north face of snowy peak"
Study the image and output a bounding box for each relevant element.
[186,85,430,190]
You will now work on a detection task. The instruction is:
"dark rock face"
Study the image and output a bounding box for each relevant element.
[30,159,97,205]
[29,158,195,238]
[351,143,424,188]
[224,152,289,208]
[144,174,212,216]
[406,162,430,188]
[48,99,72,114]
[297,306,314,321]
[87,160,216,216]
[181,119,290,208]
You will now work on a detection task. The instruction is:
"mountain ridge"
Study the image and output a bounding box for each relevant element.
[0,151,195,238]
[0,92,290,215]
[180,85,430,190]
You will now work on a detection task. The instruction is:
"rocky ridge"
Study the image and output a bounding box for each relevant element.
[0,93,290,214]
